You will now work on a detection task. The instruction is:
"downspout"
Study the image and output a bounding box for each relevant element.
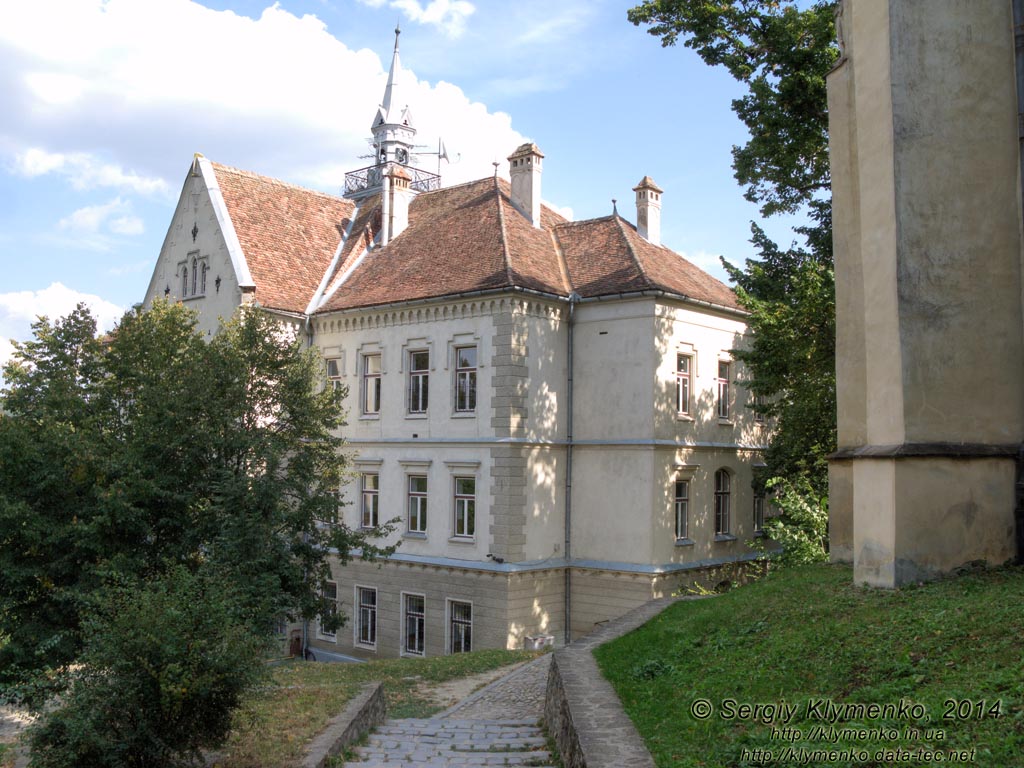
[1015,0,1024,563]
[564,292,580,644]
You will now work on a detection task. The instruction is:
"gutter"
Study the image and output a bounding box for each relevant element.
[564,291,580,644]
[1014,0,1024,564]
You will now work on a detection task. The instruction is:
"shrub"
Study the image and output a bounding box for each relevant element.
[761,476,829,565]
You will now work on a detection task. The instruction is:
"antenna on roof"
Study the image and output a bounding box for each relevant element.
[492,162,500,177]
[612,198,618,215]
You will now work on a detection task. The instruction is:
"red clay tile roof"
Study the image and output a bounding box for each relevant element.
[208,161,739,315]
[211,163,354,313]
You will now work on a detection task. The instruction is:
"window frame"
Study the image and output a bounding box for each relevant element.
[454,345,478,413]
[716,360,731,420]
[753,493,766,535]
[407,349,430,414]
[402,592,426,657]
[361,353,382,416]
[676,353,692,416]
[714,469,732,536]
[407,474,428,534]
[354,585,378,649]
[325,357,343,391]
[453,476,476,539]
[447,599,473,654]
[317,581,338,641]
[674,478,690,542]
[360,472,379,529]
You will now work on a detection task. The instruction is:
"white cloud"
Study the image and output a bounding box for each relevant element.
[109,215,145,236]
[1,1,525,193]
[677,250,730,283]
[58,197,129,233]
[0,283,124,375]
[12,148,170,197]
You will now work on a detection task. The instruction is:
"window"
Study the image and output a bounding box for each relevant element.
[753,494,765,534]
[674,479,689,541]
[455,346,477,412]
[356,587,377,647]
[408,475,427,533]
[325,358,342,390]
[449,600,472,654]
[753,394,766,424]
[408,350,429,413]
[361,473,379,528]
[318,581,337,640]
[200,261,208,294]
[191,257,198,295]
[181,264,188,297]
[362,354,381,415]
[404,594,425,656]
[676,354,691,415]
[453,477,475,538]
[717,361,731,419]
[714,470,731,535]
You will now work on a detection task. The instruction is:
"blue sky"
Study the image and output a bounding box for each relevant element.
[0,0,805,369]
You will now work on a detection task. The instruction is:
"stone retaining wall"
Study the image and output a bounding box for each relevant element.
[302,681,387,768]
[544,596,696,768]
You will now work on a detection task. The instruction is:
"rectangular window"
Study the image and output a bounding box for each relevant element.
[455,346,477,413]
[404,594,425,656]
[319,581,337,640]
[361,473,379,528]
[449,600,472,654]
[676,354,691,415]
[408,350,429,414]
[753,494,765,534]
[362,354,381,415]
[715,470,731,535]
[356,587,377,647]
[753,394,766,424]
[325,357,342,390]
[453,477,475,538]
[717,361,731,419]
[408,475,427,533]
[674,480,689,540]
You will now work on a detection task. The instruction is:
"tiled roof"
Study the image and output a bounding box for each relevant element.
[209,161,739,315]
[211,163,354,313]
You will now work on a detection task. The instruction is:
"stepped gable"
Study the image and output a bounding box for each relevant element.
[210,162,354,313]
[555,214,741,310]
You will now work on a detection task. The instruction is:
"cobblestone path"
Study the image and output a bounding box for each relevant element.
[349,655,555,766]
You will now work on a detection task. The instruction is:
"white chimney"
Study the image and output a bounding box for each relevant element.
[386,165,413,241]
[508,143,544,227]
[633,176,663,246]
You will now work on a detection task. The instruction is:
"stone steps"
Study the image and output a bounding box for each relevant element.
[349,717,556,767]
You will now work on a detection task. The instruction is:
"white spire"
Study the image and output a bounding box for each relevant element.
[375,26,411,129]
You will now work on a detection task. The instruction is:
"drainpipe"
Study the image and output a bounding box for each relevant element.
[1015,0,1024,563]
[564,292,580,644]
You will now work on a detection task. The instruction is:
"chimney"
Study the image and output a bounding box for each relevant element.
[508,143,544,227]
[633,176,663,246]
[386,165,413,241]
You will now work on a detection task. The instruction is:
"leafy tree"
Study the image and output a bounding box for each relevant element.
[0,301,393,711]
[629,0,838,498]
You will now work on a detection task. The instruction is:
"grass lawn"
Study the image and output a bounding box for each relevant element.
[594,563,1024,768]
[215,648,538,768]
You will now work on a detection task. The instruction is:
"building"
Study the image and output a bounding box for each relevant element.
[143,31,770,659]
[827,0,1024,587]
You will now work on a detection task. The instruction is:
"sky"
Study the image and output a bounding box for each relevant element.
[0,0,807,373]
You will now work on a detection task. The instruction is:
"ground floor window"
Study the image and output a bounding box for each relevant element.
[714,469,731,535]
[753,493,765,534]
[674,479,689,540]
[318,581,337,640]
[404,593,425,656]
[449,600,472,654]
[356,586,377,647]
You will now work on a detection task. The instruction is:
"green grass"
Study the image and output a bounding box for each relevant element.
[215,648,538,768]
[594,564,1024,768]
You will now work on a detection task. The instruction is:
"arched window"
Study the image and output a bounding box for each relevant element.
[200,262,208,294]
[714,469,731,535]
[191,257,198,295]
[181,265,188,297]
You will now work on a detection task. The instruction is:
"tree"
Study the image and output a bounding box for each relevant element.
[0,301,393,712]
[629,0,838,498]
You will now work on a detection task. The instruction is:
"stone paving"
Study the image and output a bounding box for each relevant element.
[348,655,555,766]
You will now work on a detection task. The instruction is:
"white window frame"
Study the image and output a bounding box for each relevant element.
[454,345,478,413]
[407,349,430,414]
[676,353,692,416]
[717,360,731,420]
[402,592,426,657]
[407,474,428,534]
[317,581,338,641]
[453,476,476,539]
[714,469,732,536]
[753,493,766,535]
[361,352,382,416]
[360,472,379,529]
[325,357,343,391]
[354,585,378,649]
[447,599,473,654]
[674,479,690,542]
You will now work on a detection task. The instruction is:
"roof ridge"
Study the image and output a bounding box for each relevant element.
[549,228,574,294]
[210,162,347,203]
[493,175,514,286]
[612,214,653,290]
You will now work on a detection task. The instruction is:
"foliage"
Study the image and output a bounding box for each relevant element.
[629,0,838,500]
[0,301,394,711]
[26,567,267,768]
[595,563,1024,768]
[760,476,828,565]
